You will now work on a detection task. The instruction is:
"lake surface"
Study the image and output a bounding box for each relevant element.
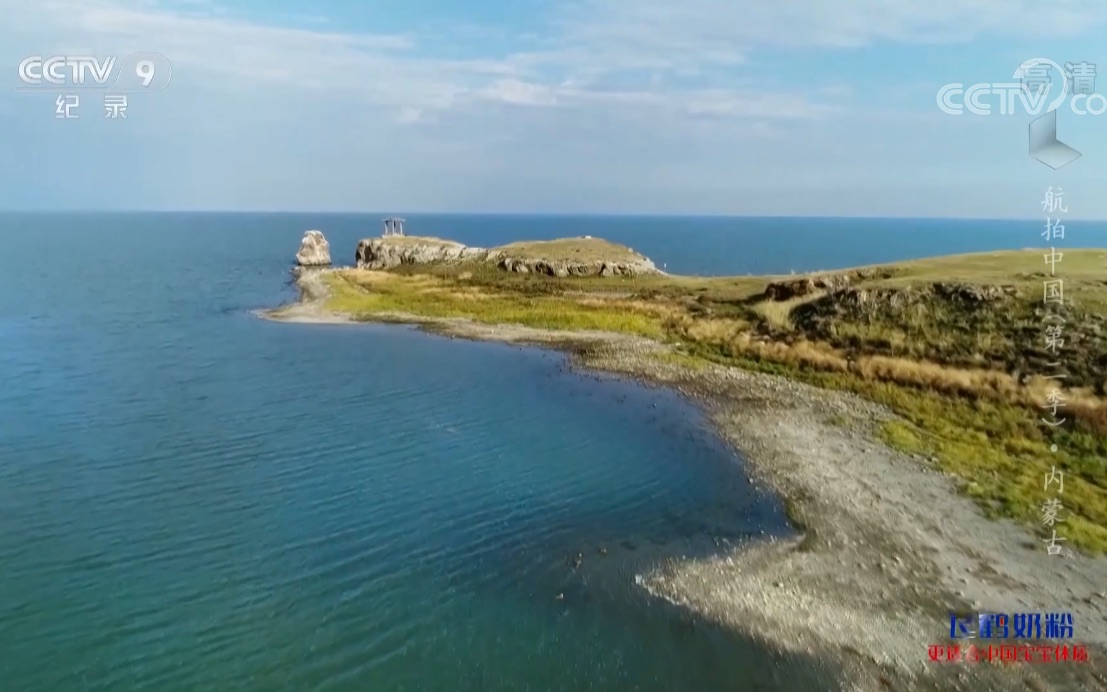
[1,213,1104,691]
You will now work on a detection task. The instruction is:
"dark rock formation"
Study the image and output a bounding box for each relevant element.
[929,282,1017,303]
[764,269,901,301]
[821,282,1016,314]
[764,274,854,301]
[793,282,1020,333]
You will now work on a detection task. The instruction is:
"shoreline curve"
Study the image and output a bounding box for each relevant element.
[257,268,1107,691]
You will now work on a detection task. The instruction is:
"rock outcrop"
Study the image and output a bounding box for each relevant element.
[832,282,1017,311]
[296,230,332,266]
[492,255,657,278]
[764,274,853,301]
[353,235,660,277]
[763,268,901,301]
[794,282,1019,330]
[929,282,1017,303]
[355,237,488,269]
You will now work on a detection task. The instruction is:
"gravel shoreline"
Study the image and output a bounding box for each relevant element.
[260,270,1107,691]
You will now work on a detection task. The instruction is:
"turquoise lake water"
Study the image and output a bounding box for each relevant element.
[2,213,1105,691]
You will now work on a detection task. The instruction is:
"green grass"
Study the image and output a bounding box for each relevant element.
[324,270,663,337]
[493,237,650,263]
[824,412,854,428]
[685,343,1107,554]
[872,404,1107,553]
[313,245,1107,554]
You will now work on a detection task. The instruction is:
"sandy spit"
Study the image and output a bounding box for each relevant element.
[259,270,1107,691]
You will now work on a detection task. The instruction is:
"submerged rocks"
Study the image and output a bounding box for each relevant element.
[295,230,331,266]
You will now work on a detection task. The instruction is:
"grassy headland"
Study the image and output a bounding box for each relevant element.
[319,237,1107,553]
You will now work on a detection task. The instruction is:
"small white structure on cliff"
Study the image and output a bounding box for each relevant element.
[382,217,405,237]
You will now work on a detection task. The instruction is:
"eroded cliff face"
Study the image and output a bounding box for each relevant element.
[355,238,488,269]
[295,230,332,266]
[492,255,657,277]
[354,236,660,277]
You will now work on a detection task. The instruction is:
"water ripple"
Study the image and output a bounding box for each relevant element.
[0,213,803,691]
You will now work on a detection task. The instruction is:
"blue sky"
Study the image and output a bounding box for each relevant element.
[3,0,1107,217]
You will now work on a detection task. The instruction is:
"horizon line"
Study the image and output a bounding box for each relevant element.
[2,209,1105,223]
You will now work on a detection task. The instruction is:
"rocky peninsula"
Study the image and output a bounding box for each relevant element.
[263,230,1107,691]
[354,235,659,277]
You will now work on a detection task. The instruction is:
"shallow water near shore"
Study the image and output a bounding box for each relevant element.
[0,213,838,691]
[11,212,1106,689]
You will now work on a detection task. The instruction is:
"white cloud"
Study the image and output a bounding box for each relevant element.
[551,0,1107,59]
[479,79,559,107]
[0,0,845,124]
[5,0,1107,214]
[5,0,514,113]
[10,0,1107,109]
[11,0,1107,126]
[683,90,841,119]
[394,107,426,124]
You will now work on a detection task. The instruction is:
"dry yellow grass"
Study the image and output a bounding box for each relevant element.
[751,293,826,331]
